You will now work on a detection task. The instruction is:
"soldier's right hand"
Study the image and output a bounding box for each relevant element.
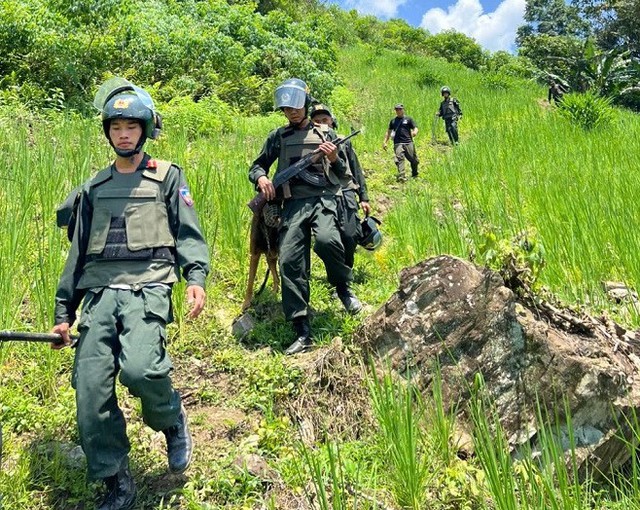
[257,175,276,201]
[51,323,72,350]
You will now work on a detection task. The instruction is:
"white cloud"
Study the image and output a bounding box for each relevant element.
[342,0,408,18]
[420,0,526,52]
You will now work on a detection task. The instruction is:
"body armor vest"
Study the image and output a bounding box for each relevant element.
[86,160,175,263]
[442,99,458,118]
[276,124,340,198]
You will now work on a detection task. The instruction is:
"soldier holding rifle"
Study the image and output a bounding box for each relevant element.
[248,78,362,355]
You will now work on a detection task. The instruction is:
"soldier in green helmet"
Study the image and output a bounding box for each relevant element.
[309,103,372,270]
[51,78,209,510]
[249,78,362,356]
[436,86,462,145]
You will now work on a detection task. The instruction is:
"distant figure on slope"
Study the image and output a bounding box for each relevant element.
[548,80,567,104]
[51,77,209,510]
[436,86,462,145]
[310,103,374,270]
[382,103,419,182]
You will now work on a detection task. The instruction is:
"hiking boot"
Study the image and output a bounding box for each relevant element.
[336,284,363,314]
[97,464,136,510]
[285,318,312,355]
[162,404,192,473]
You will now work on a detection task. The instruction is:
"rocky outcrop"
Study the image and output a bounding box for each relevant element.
[361,255,640,477]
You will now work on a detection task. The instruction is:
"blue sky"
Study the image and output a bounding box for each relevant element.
[325,0,525,52]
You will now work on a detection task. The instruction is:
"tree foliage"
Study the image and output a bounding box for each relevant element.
[0,0,504,112]
[516,0,589,45]
[0,0,339,112]
[423,30,486,71]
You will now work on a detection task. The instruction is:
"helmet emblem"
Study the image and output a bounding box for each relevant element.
[113,98,132,109]
[281,93,290,102]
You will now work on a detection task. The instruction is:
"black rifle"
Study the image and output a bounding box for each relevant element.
[0,331,78,347]
[248,129,361,214]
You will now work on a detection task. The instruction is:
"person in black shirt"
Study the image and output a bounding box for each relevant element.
[383,104,419,182]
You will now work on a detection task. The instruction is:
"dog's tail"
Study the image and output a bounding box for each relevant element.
[255,268,271,298]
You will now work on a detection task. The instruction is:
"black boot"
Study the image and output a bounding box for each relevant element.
[285,318,312,355]
[162,404,193,473]
[97,464,136,510]
[336,284,363,314]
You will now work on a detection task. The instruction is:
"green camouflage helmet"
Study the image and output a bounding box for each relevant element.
[94,77,161,157]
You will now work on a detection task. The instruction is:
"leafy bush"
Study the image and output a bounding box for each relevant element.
[161,95,233,139]
[485,51,535,79]
[416,69,444,89]
[481,72,518,91]
[329,85,356,121]
[557,92,615,130]
[423,30,486,70]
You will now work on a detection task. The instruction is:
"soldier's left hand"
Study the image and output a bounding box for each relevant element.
[360,201,372,216]
[318,141,338,162]
[186,285,206,318]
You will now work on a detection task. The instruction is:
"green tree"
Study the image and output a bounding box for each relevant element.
[424,30,485,70]
[516,0,589,46]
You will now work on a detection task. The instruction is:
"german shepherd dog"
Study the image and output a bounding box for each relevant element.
[242,203,280,311]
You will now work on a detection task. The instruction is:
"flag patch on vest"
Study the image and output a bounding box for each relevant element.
[179,185,194,206]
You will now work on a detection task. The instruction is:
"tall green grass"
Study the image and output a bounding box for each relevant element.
[4,44,640,508]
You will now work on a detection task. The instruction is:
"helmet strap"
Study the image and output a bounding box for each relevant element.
[104,119,147,157]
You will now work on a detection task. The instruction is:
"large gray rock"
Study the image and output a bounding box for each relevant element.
[360,255,640,477]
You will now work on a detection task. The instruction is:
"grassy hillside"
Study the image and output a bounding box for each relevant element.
[1,45,640,509]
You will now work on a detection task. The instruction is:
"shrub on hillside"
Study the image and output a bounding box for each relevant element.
[481,72,518,91]
[485,51,535,79]
[329,85,356,121]
[417,69,444,89]
[423,30,486,70]
[161,95,232,139]
[556,92,615,130]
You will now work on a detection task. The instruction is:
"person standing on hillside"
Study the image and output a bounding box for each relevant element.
[382,104,419,182]
[436,86,462,145]
[51,77,209,510]
[310,103,372,270]
[249,78,362,356]
[548,80,566,104]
